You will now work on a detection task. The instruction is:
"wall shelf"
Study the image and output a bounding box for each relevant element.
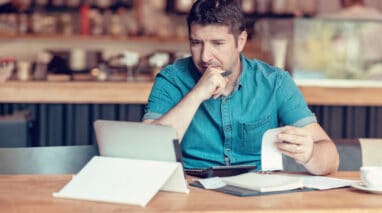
[0,34,188,43]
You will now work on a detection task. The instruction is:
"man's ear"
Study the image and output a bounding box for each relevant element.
[237,31,248,52]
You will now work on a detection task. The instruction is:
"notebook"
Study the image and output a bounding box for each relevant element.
[190,172,356,197]
[190,172,312,197]
[221,173,304,192]
[93,120,180,162]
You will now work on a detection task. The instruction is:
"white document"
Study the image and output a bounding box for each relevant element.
[198,177,227,189]
[196,173,304,192]
[261,127,285,171]
[53,156,189,207]
[301,175,357,190]
[222,172,304,192]
[197,172,356,192]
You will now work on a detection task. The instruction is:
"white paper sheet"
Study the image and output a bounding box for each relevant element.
[198,177,227,189]
[261,127,284,171]
[53,156,189,207]
[161,164,189,192]
[196,173,355,192]
[301,175,358,190]
[222,172,304,192]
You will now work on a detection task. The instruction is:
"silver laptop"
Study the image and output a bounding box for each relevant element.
[93,120,179,162]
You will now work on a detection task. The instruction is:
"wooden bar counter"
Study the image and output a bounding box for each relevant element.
[0,81,153,104]
[1,172,382,213]
[1,79,382,105]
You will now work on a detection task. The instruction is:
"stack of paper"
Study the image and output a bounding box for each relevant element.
[197,172,357,193]
[222,173,303,192]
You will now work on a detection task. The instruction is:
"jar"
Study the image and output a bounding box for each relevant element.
[271,0,288,15]
[60,13,73,35]
[94,0,112,9]
[17,61,31,81]
[286,0,298,15]
[174,0,194,13]
[257,0,270,14]
[18,14,29,34]
[298,0,317,16]
[241,0,256,14]
[66,0,81,8]
[70,48,86,72]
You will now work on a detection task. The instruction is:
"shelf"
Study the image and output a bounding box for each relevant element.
[1,80,382,106]
[0,33,265,66]
[0,34,188,43]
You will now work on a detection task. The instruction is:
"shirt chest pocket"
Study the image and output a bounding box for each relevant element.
[237,115,273,154]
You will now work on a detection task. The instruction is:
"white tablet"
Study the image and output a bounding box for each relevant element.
[94,120,179,162]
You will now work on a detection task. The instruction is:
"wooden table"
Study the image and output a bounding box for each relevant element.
[0,172,381,212]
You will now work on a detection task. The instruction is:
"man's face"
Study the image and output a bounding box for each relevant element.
[189,24,246,74]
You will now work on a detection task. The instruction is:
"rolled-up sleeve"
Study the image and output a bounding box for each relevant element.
[143,66,182,121]
[276,71,317,127]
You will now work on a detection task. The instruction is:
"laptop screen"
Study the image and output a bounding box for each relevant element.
[94,120,180,162]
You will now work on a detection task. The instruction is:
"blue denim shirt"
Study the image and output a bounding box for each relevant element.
[143,55,316,169]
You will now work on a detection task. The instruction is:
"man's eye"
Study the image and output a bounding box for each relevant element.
[214,42,224,46]
[190,41,201,45]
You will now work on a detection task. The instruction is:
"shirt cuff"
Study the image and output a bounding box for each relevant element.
[292,115,317,127]
[142,112,162,121]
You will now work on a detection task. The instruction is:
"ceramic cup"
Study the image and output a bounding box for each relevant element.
[360,166,382,188]
[16,61,31,81]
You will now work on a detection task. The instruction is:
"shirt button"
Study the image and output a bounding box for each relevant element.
[224,125,232,131]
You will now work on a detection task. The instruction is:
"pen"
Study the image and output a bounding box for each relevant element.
[221,70,232,77]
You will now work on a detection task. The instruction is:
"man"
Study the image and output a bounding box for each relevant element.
[143,0,339,175]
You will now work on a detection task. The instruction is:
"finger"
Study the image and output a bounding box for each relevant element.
[280,149,295,159]
[212,85,225,99]
[219,77,227,87]
[279,147,303,159]
[208,67,224,75]
[276,142,304,154]
[281,126,310,137]
[199,69,226,96]
[212,75,227,97]
[212,86,220,99]
[280,125,294,131]
[278,145,306,163]
[213,95,219,99]
[278,133,306,145]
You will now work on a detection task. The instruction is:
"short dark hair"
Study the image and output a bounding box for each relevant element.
[187,0,245,37]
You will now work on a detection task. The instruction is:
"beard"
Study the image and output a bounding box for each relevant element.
[199,60,223,73]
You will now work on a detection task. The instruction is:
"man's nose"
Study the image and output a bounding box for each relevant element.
[201,44,212,63]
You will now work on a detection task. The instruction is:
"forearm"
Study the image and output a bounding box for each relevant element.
[145,67,229,141]
[303,139,340,175]
[146,90,203,141]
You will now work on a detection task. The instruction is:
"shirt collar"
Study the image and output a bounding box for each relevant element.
[235,54,248,90]
[190,59,202,82]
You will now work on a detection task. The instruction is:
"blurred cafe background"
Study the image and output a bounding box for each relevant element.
[1,0,382,147]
